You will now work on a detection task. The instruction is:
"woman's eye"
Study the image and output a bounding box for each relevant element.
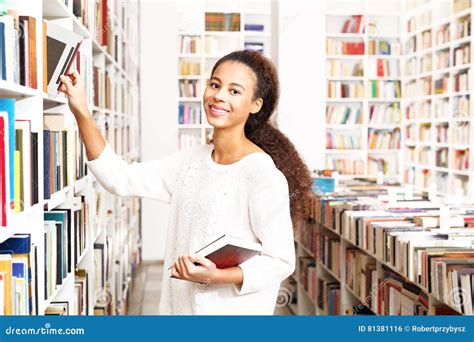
[210,82,219,89]
[230,89,240,95]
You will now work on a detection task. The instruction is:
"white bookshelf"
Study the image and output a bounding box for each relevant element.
[0,0,141,315]
[324,0,404,182]
[176,0,273,149]
[401,0,474,200]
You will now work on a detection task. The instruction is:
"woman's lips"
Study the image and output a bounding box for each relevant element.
[208,103,230,116]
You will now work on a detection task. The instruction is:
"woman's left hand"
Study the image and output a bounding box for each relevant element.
[171,253,218,284]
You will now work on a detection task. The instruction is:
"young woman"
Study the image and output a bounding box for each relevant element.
[60,50,312,315]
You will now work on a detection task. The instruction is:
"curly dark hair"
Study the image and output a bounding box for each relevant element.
[211,50,313,223]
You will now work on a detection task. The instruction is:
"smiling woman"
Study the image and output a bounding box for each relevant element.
[60,49,312,315]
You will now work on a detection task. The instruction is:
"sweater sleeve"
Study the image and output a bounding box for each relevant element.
[86,142,187,203]
[234,167,296,296]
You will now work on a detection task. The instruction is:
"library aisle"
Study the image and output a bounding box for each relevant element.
[0,0,474,317]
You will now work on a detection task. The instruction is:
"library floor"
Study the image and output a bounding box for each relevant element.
[128,261,291,315]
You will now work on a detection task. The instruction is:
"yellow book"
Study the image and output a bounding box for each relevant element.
[14,151,21,213]
[0,254,12,315]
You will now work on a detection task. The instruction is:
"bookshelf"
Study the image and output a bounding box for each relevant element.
[0,0,141,315]
[284,181,474,316]
[176,0,273,149]
[325,0,404,182]
[401,0,474,200]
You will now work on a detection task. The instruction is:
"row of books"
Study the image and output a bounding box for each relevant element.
[436,24,450,46]
[178,35,201,54]
[299,257,317,302]
[205,12,240,32]
[369,80,401,98]
[326,130,362,150]
[326,105,363,125]
[178,132,201,149]
[436,49,450,69]
[455,14,471,39]
[178,104,201,125]
[311,182,474,314]
[179,79,201,98]
[434,77,448,94]
[454,149,470,171]
[325,157,365,176]
[179,61,200,76]
[327,81,364,98]
[340,15,364,34]
[0,14,37,88]
[435,148,448,168]
[93,67,126,112]
[326,40,365,55]
[454,71,469,92]
[368,103,401,125]
[346,248,377,312]
[326,60,363,77]
[452,124,470,145]
[367,59,400,78]
[367,40,400,56]
[367,155,398,176]
[368,128,401,150]
[454,44,470,66]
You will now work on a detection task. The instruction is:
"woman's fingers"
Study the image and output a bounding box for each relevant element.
[59,75,73,94]
[68,70,81,85]
[178,256,188,278]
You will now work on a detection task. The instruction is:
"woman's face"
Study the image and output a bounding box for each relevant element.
[203,61,262,130]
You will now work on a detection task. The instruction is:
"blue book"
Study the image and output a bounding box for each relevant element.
[0,98,15,207]
[43,130,51,199]
[0,233,31,254]
[0,22,5,80]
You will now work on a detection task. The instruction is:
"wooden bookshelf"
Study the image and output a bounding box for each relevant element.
[0,0,141,315]
[324,0,404,181]
[176,0,273,150]
[401,0,474,199]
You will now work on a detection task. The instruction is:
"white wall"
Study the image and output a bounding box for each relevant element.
[140,0,179,261]
[276,0,326,171]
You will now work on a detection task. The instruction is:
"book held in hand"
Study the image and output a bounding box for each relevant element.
[169,235,262,275]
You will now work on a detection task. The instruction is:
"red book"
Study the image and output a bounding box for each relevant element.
[169,235,262,272]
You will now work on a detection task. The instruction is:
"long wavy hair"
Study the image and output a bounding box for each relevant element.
[210,50,313,223]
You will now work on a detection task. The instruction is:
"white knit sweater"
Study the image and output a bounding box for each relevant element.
[86,142,296,315]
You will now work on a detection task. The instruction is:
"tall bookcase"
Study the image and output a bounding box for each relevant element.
[402,0,474,200]
[0,0,141,315]
[176,0,273,149]
[325,0,404,182]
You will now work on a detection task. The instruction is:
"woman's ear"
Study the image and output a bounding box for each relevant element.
[250,98,263,114]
